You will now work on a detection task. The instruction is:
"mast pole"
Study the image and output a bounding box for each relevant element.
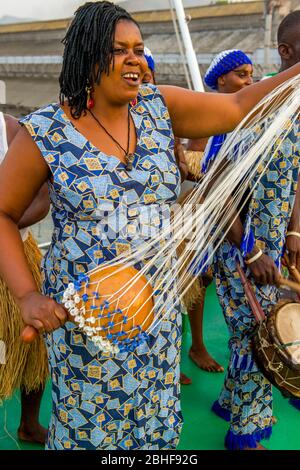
[172,0,204,92]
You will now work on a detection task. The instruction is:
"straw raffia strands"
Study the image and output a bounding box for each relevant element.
[0,232,48,400]
[176,149,210,310]
[61,76,300,353]
[176,186,205,310]
[114,76,300,333]
[184,150,203,180]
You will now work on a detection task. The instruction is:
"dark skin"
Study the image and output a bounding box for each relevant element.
[187,137,207,152]
[0,19,299,350]
[2,114,49,444]
[217,63,254,93]
[278,25,300,72]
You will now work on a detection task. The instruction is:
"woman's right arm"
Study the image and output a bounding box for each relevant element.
[0,127,67,334]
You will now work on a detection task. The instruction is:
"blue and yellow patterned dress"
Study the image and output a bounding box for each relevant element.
[211,119,300,449]
[21,84,183,450]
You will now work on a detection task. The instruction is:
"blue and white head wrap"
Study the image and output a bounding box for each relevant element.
[144,46,155,72]
[204,49,252,90]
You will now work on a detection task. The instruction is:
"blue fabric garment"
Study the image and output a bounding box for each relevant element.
[144,47,155,72]
[289,399,300,410]
[240,224,255,257]
[20,84,183,450]
[204,49,252,90]
[201,133,227,174]
[211,400,230,422]
[225,426,272,450]
[213,118,300,442]
[188,249,211,276]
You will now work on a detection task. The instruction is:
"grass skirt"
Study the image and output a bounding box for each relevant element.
[0,232,48,400]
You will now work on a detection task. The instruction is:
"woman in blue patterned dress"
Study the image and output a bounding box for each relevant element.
[0,1,299,450]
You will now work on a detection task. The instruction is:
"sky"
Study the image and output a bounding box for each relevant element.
[0,0,90,21]
[0,0,217,21]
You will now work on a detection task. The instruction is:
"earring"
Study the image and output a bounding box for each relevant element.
[86,84,94,109]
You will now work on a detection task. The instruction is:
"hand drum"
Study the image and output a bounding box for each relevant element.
[62,264,154,353]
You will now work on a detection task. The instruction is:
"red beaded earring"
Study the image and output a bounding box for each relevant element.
[86,83,95,109]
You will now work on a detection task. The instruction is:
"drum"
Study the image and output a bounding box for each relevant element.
[252,300,300,398]
[62,264,154,353]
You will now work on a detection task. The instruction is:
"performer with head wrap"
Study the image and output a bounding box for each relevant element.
[201,49,254,173]
[204,49,253,91]
[181,49,253,374]
[0,1,299,451]
[203,13,300,450]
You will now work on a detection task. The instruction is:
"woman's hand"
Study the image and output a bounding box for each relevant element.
[18,291,68,342]
[285,234,300,271]
[246,250,280,286]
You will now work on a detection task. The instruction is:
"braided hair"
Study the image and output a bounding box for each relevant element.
[59,1,140,119]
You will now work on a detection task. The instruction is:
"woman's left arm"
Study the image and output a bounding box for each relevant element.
[159,62,300,138]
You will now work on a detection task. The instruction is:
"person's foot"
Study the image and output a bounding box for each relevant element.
[189,346,224,372]
[17,423,47,445]
[180,372,192,385]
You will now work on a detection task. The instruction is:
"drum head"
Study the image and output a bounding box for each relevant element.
[276,303,300,364]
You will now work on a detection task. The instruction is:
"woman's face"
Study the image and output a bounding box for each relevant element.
[218,63,254,93]
[98,20,148,105]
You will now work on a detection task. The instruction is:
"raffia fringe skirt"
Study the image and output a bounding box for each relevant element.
[0,232,48,400]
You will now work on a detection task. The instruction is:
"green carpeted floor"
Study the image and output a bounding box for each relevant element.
[0,284,299,450]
